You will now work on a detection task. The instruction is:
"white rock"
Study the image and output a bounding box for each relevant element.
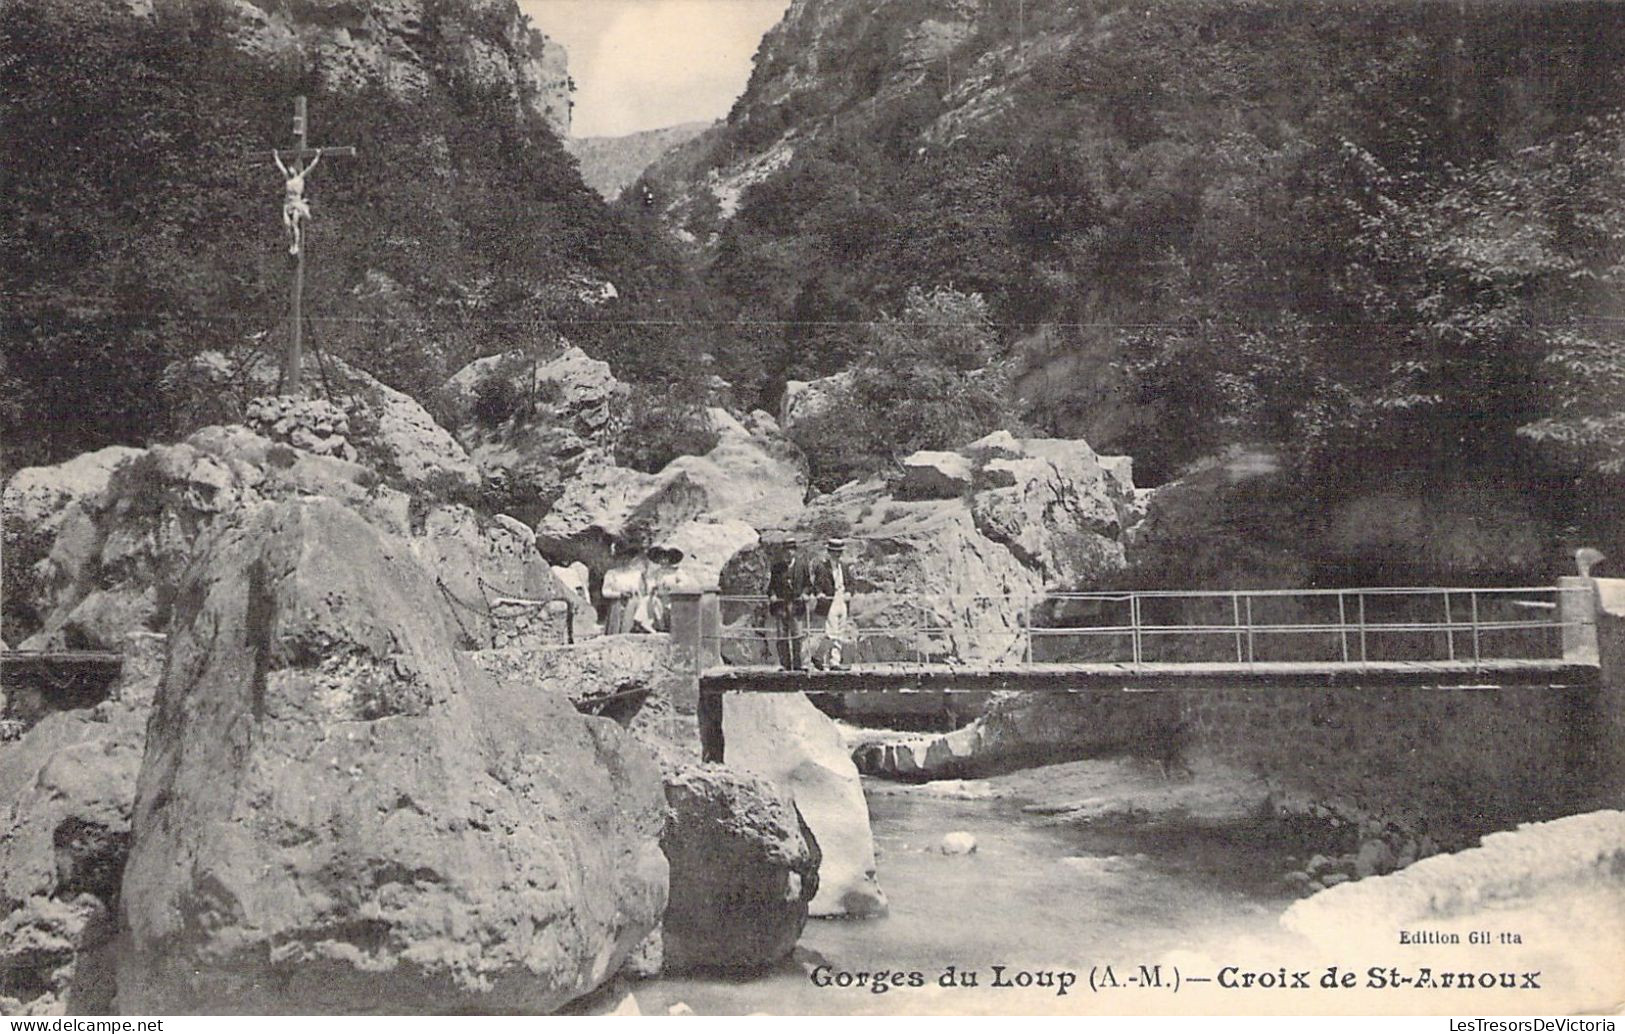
[722,693,888,918]
[939,831,977,855]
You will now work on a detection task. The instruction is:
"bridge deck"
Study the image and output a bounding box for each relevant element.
[700,658,1600,693]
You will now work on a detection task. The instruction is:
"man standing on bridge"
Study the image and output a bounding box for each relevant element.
[812,537,855,671]
[765,533,811,671]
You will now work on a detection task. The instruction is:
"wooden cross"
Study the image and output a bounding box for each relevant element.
[244,96,356,394]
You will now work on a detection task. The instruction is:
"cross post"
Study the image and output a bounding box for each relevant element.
[244,96,356,394]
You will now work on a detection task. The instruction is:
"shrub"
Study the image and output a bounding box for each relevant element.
[472,375,524,428]
[612,385,720,474]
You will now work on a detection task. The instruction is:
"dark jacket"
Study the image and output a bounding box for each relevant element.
[767,555,811,616]
[810,558,854,608]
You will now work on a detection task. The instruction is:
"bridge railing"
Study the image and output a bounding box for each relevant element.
[708,583,1596,670]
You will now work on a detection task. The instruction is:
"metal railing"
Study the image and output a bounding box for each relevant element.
[709,585,1594,671]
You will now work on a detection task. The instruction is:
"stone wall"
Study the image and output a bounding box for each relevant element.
[1176,683,1604,848]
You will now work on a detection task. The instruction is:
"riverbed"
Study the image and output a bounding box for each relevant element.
[633,770,1304,1015]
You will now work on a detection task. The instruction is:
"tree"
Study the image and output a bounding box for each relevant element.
[792,286,1013,489]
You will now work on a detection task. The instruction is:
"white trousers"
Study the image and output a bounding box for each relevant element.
[825,593,849,665]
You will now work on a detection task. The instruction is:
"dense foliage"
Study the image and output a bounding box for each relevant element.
[1,0,708,471]
[642,0,1625,545]
[790,287,1013,491]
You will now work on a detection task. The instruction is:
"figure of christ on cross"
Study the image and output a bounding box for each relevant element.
[273,148,321,255]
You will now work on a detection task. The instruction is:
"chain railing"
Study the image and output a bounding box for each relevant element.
[709,585,1595,671]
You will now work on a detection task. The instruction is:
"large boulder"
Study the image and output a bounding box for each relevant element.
[0,633,164,1015]
[720,693,887,918]
[117,498,667,1014]
[658,764,819,974]
[535,409,806,581]
[896,450,974,501]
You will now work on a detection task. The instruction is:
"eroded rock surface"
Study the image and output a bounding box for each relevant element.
[116,499,667,1014]
[659,764,819,974]
[721,693,886,918]
[0,634,164,1015]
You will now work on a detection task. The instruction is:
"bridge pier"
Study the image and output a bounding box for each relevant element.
[1559,576,1600,664]
[668,583,724,761]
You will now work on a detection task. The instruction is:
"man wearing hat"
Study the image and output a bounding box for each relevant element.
[812,537,855,670]
[765,533,811,671]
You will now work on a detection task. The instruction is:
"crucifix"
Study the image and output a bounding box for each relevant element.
[244,96,356,394]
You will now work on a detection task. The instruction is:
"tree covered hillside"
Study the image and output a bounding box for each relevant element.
[1,0,712,471]
[639,0,1625,550]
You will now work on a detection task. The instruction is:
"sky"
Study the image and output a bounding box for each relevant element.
[519,0,793,138]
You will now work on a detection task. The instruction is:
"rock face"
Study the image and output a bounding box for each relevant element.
[2,446,142,637]
[11,425,410,651]
[720,693,887,918]
[0,633,163,1015]
[782,371,853,430]
[117,498,667,1014]
[720,432,1138,666]
[214,0,572,135]
[467,634,688,723]
[565,121,715,201]
[534,407,806,581]
[658,764,819,974]
[853,690,1181,781]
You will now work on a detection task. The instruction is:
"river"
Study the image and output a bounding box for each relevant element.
[633,776,1303,1016]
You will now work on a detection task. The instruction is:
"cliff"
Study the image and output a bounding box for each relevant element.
[113,0,576,135]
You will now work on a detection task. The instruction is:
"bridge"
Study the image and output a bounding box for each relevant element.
[4,581,1604,758]
[671,580,1603,761]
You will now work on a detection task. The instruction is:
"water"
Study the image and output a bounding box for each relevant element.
[633,780,1299,1015]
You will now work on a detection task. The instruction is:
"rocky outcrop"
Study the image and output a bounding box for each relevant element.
[658,764,819,974]
[442,345,623,521]
[782,371,853,430]
[165,350,479,499]
[116,499,667,1013]
[534,408,806,580]
[2,447,142,637]
[443,344,622,440]
[12,425,410,651]
[0,633,163,1015]
[720,693,886,918]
